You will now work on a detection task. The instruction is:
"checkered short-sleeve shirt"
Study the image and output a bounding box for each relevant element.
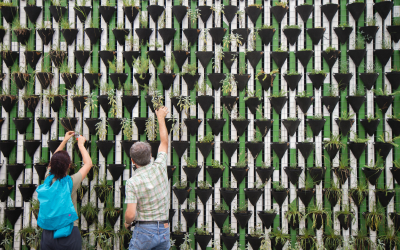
[125,151,169,221]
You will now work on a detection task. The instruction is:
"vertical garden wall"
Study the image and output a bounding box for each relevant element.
[0,0,400,249]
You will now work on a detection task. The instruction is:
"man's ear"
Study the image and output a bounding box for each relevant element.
[131,159,135,165]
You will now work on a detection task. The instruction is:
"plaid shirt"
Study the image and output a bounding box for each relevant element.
[125,152,169,221]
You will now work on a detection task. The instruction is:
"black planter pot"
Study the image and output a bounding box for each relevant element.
[221,142,239,158]
[24,140,41,157]
[158,73,175,90]
[255,119,273,137]
[60,117,77,132]
[223,5,238,23]
[158,28,176,44]
[350,190,367,207]
[271,189,288,207]
[107,118,123,135]
[347,96,365,113]
[99,50,115,66]
[334,27,353,44]
[106,209,122,227]
[375,141,394,160]
[361,167,382,186]
[0,185,13,202]
[245,141,264,158]
[49,6,66,22]
[270,96,288,114]
[210,210,229,229]
[23,95,40,113]
[1,6,17,24]
[271,5,288,23]
[296,142,314,159]
[198,5,212,23]
[321,96,339,114]
[96,140,115,157]
[24,51,42,69]
[387,118,400,136]
[34,163,48,180]
[37,72,53,89]
[220,188,239,206]
[50,50,67,68]
[390,213,400,231]
[232,119,250,137]
[271,142,289,159]
[85,28,102,44]
[195,233,213,250]
[37,28,54,45]
[182,73,200,91]
[376,190,395,207]
[234,74,251,91]
[144,95,157,113]
[183,28,200,45]
[221,233,239,250]
[37,117,54,135]
[375,95,394,114]
[244,188,264,206]
[221,96,238,113]
[321,3,339,22]
[359,26,379,43]
[386,71,400,90]
[257,211,276,229]
[335,119,354,135]
[270,237,288,250]
[0,95,16,113]
[107,164,125,181]
[123,6,139,23]
[337,214,352,230]
[283,74,302,91]
[287,214,301,229]
[374,49,393,66]
[333,73,352,91]
[14,28,31,45]
[74,6,91,22]
[324,189,340,207]
[296,4,313,22]
[121,140,136,157]
[168,209,175,223]
[171,141,189,158]
[135,74,152,90]
[258,28,276,45]
[347,2,365,21]
[332,167,350,185]
[245,5,262,24]
[222,52,237,69]
[148,141,160,158]
[122,51,140,67]
[309,167,324,185]
[360,118,380,136]
[147,5,164,22]
[13,73,29,90]
[99,6,116,23]
[282,119,301,137]
[13,118,31,134]
[325,144,339,160]
[94,185,112,203]
[206,166,224,184]
[284,167,303,185]
[172,5,188,23]
[197,142,213,158]
[147,51,164,67]
[208,27,227,44]
[295,50,313,67]
[295,97,313,114]
[257,73,275,91]
[2,51,18,67]
[135,28,153,44]
[348,142,366,160]
[171,233,186,249]
[61,29,78,45]
[231,167,248,184]
[110,73,128,90]
[308,73,326,90]
[173,187,191,204]
[348,49,366,67]
[322,50,340,69]
[4,207,23,226]
[374,0,393,20]
[255,167,273,183]
[246,51,263,68]
[234,211,252,229]
[184,118,202,136]
[283,28,301,45]
[18,184,37,202]
[97,95,110,113]
[48,140,62,154]
[172,50,189,69]
[7,164,26,181]
[71,96,87,113]
[271,51,288,68]
[207,119,225,136]
[195,187,213,204]
[61,73,78,90]
[183,166,201,183]
[170,97,180,113]
[307,28,325,44]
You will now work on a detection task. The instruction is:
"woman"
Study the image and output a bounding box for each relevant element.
[39,131,92,250]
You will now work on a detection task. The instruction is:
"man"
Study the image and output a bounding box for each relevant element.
[124,106,170,250]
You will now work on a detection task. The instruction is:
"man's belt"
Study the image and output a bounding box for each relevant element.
[136,220,169,224]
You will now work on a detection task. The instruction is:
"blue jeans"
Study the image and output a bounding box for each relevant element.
[129,222,170,250]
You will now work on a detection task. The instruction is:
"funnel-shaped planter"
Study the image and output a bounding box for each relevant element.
[207,73,225,90]
[135,28,153,44]
[24,140,41,157]
[271,189,288,207]
[246,51,263,68]
[120,140,136,157]
[158,73,175,90]
[309,167,325,185]
[333,167,350,185]
[196,95,214,113]
[348,49,366,67]
[167,166,176,180]
[172,5,188,23]
[271,142,289,159]
[7,164,26,181]
[321,3,339,22]
[195,187,213,204]
[284,167,303,185]
[347,96,365,113]
[196,51,213,68]
[360,119,380,136]
[282,119,301,137]
[283,28,301,45]
[14,28,31,45]
[324,189,340,207]
[50,50,67,68]
[173,187,191,204]
[61,73,78,90]
[107,118,123,135]
[322,50,340,69]
[172,50,189,69]
[223,5,238,23]
[221,233,239,250]
[307,28,325,44]
[221,142,239,159]
[334,73,352,91]
[183,28,200,45]
[256,167,274,183]
[234,74,250,92]
[284,74,302,91]
[245,141,264,158]
[375,95,394,114]
[270,237,287,250]
[374,0,393,20]
[198,5,212,23]
[271,51,288,68]
[0,95,16,113]
[122,51,140,67]
[184,118,202,136]
[147,5,164,22]
[75,5,91,22]
[171,141,189,158]
[234,211,252,229]
[60,117,77,132]
[207,119,225,136]
[270,97,288,114]
[374,49,393,66]
[220,188,239,206]
[348,142,366,160]
[350,190,367,207]
[183,166,201,183]
[347,2,365,21]
[295,97,313,114]
[325,144,339,160]
[359,25,378,43]
[24,51,42,69]
[4,207,23,226]
[321,96,339,114]
[335,119,354,135]
[13,118,31,134]
[258,28,275,45]
[182,73,200,90]
[1,6,17,24]
[195,233,213,250]
[85,28,102,44]
[208,27,227,44]
[255,119,273,137]
[210,210,229,229]
[23,95,40,113]
[48,140,62,154]
[232,119,250,137]
[107,164,125,181]
[271,5,288,23]
[296,142,314,159]
[34,163,48,180]
[221,96,238,113]
[206,166,224,184]
[197,142,213,158]
[297,188,314,207]
[2,51,18,67]
[337,214,352,230]
[18,184,37,202]
[231,167,248,184]
[61,29,78,45]
[308,73,327,89]
[258,73,275,91]
[362,167,383,186]
[295,50,313,67]
[387,118,400,136]
[334,27,353,44]
[133,117,147,135]
[376,190,395,207]
[257,211,276,229]
[37,72,53,89]
[386,72,400,90]
[158,28,176,44]
[296,4,313,22]
[244,188,264,206]
[245,5,262,24]
[0,185,14,202]
[13,73,29,90]
[96,140,115,158]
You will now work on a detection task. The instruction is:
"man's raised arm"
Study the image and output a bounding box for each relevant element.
[155,106,169,154]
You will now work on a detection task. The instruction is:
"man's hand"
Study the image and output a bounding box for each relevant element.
[64,131,75,141]
[77,135,87,147]
[155,106,169,120]
[124,222,132,230]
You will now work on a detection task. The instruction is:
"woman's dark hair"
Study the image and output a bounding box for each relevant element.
[50,151,71,179]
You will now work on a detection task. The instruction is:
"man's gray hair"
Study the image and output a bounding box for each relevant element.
[130,141,152,166]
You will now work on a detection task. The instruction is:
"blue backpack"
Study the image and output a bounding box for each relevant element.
[36,174,78,239]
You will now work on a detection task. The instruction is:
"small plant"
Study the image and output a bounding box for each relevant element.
[377,132,400,147]
[182,63,197,76]
[270,89,287,98]
[352,86,365,96]
[84,92,97,112]
[339,59,349,74]
[178,96,194,117]
[174,179,187,189]
[351,133,369,143]
[309,69,327,75]
[269,228,290,246]
[338,110,355,120]
[275,46,287,52]
[272,181,286,191]
[235,154,248,168]
[223,33,242,48]
[211,159,224,169]
[324,227,343,250]
[325,180,342,204]
[285,69,300,76]
[92,224,115,250]
[151,90,164,111]
[349,180,368,205]
[183,156,198,168]
[324,133,344,150]
[373,84,400,96]
[80,202,99,222]
[222,224,235,236]
[249,224,264,238]
[95,117,108,140]
[187,8,200,28]
[197,180,211,189]
[335,204,355,224]
[275,1,288,7]
[194,224,210,235]
[366,16,377,26]
[19,226,42,249]
[145,115,158,141]
[306,203,330,229]
[325,46,336,53]
[173,221,184,234]
[221,73,234,95]
[284,24,301,29]
[184,200,196,212]
[198,132,214,143]
[378,227,400,249]
[121,118,133,140]
[337,23,351,29]
[381,37,392,49]
[133,57,149,80]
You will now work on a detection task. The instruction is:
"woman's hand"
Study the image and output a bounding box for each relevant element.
[77,135,86,147]
[64,131,75,141]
